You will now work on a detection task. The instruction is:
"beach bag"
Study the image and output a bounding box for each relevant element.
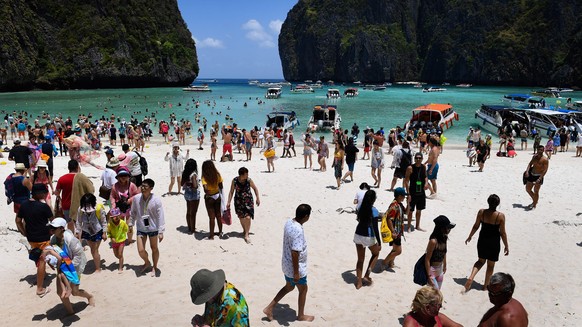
[264,148,275,158]
[136,152,148,176]
[413,254,428,286]
[4,173,15,205]
[99,185,111,200]
[221,209,232,225]
[380,215,393,243]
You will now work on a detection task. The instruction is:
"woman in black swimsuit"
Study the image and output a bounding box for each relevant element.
[464,194,509,292]
[424,215,455,290]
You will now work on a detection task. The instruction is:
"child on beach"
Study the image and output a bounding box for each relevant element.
[107,208,128,272]
[43,245,79,298]
[466,144,477,166]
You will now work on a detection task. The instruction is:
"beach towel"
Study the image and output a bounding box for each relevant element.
[56,244,80,285]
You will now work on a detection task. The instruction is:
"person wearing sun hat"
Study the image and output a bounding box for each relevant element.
[190,268,249,326]
[110,168,139,244]
[424,215,456,290]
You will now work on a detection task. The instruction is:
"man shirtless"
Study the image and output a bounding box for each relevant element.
[479,272,528,327]
[243,129,253,161]
[222,131,233,161]
[524,145,548,209]
[425,138,440,195]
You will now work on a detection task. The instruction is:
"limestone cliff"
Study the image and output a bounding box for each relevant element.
[279,0,582,86]
[0,0,198,91]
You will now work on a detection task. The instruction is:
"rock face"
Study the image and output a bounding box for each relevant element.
[279,0,582,86]
[0,0,198,91]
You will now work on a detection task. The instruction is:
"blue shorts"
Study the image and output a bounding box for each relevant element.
[137,230,159,237]
[427,163,439,180]
[81,230,104,242]
[347,162,355,172]
[285,275,307,286]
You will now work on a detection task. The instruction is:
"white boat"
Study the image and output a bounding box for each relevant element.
[405,103,459,131]
[456,83,473,87]
[523,108,569,136]
[248,80,259,85]
[327,89,341,99]
[290,84,314,93]
[353,81,362,85]
[475,104,528,132]
[266,111,300,131]
[258,82,282,88]
[422,86,447,92]
[531,88,560,98]
[344,88,359,97]
[265,87,282,99]
[308,105,341,132]
[502,94,544,107]
[183,84,212,92]
[309,81,323,89]
[363,84,386,91]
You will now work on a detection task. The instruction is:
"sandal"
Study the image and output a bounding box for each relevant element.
[37,287,51,298]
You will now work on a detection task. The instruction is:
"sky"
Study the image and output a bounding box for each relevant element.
[177,0,298,79]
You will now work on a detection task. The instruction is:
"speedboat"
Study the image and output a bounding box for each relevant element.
[258,82,282,88]
[422,86,447,92]
[475,105,528,132]
[456,84,473,87]
[363,84,386,91]
[520,108,567,136]
[309,80,323,89]
[344,88,359,97]
[183,84,212,92]
[308,105,341,132]
[405,103,459,131]
[265,87,282,99]
[290,84,314,93]
[531,88,561,98]
[502,94,544,107]
[327,89,341,99]
[266,111,300,131]
[248,80,259,85]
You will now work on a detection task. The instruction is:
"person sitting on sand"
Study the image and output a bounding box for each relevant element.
[478,272,529,327]
[353,190,381,289]
[263,204,315,322]
[190,268,249,327]
[403,286,463,327]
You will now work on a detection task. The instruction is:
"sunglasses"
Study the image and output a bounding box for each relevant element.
[414,157,422,160]
[487,285,507,297]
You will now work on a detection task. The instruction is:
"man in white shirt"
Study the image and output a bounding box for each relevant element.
[130,178,165,277]
[263,204,314,322]
[121,143,142,186]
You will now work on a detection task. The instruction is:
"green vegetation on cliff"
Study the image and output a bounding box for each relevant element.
[279,0,582,86]
[0,0,198,91]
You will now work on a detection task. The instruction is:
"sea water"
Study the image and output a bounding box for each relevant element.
[0,79,578,143]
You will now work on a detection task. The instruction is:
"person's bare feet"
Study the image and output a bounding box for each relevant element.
[297,314,315,322]
[244,237,251,244]
[355,280,363,289]
[416,227,426,232]
[263,307,274,321]
[140,262,152,274]
[464,279,473,292]
[88,295,96,307]
[362,277,373,286]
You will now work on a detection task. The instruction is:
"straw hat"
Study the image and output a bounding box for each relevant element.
[14,163,26,170]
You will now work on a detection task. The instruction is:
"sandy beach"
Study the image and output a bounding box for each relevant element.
[1,135,580,326]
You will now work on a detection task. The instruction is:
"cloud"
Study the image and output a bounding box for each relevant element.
[242,19,275,48]
[193,37,224,48]
[269,20,283,35]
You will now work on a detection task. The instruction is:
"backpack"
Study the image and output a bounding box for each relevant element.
[4,173,15,204]
[136,152,148,176]
[399,149,412,170]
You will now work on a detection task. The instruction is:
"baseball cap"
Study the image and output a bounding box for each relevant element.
[433,215,455,229]
[105,148,114,155]
[47,217,67,229]
[394,187,408,197]
[14,138,21,144]
[116,169,131,178]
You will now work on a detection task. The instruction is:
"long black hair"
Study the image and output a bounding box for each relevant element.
[181,159,198,186]
[429,224,448,244]
[357,190,377,222]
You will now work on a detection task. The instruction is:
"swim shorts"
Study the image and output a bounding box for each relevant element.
[427,163,439,180]
[285,275,307,286]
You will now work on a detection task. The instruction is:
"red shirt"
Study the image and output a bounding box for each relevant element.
[56,173,76,209]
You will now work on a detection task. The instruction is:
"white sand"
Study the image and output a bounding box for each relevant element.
[1,137,580,326]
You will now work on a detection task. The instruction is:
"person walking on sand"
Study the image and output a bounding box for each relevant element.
[370,141,384,188]
[181,159,201,234]
[342,137,359,182]
[381,188,407,270]
[201,160,224,239]
[464,194,509,292]
[263,204,314,322]
[353,190,381,289]
[332,141,345,190]
[478,272,529,327]
[226,167,260,244]
[425,138,440,195]
[524,145,549,209]
[424,215,455,290]
[164,143,189,195]
[48,218,95,315]
[75,193,107,273]
[107,208,128,273]
[405,153,429,232]
[243,129,253,161]
[475,138,490,172]
[316,135,329,172]
[302,133,315,169]
[130,178,165,276]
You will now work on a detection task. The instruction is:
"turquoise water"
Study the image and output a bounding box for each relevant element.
[1,80,578,143]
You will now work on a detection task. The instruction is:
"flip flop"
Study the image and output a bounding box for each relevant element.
[37,287,51,298]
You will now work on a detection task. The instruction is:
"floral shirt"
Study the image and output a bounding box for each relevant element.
[203,282,249,327]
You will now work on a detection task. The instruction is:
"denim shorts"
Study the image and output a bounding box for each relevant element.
[81,230,104,242]
[285,275,307,286]
[137,230,159,237]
